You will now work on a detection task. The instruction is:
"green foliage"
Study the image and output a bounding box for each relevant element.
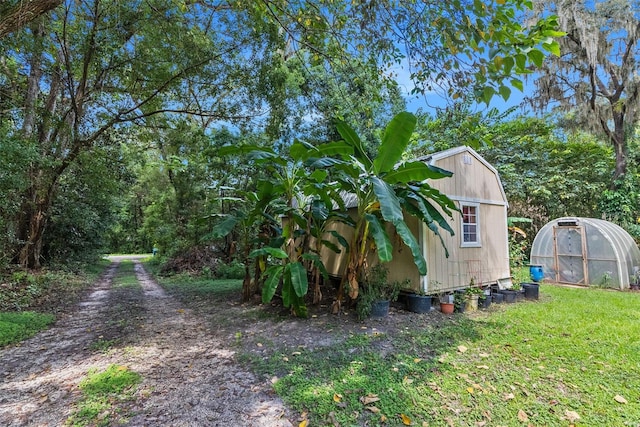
[214,261,246,280]
[68,364,141,427]
[355,264,403,320]
[0,311,55,348]
[0,262,107,315]
[480,118,615,228]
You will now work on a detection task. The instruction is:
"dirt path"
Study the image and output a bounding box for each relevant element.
[0,259,293,426]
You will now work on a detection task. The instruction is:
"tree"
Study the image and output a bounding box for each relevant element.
[1,1,264,268]
[0,0,62,39]
[531,0,640,183]
[304,112,457,312]
[1,0,562,269]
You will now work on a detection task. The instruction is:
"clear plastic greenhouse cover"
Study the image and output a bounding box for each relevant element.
[530,217,640,290]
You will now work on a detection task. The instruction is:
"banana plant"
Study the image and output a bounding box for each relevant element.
[303,112,458,311]
[217,143,343,317]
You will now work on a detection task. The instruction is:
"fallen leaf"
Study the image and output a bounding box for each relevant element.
[475,422,487,427]
[614,395,628,404]
[403,376,414,385]
[422,422,429,427]
[299,420,308,427]
[360,394,380,405]
[503,393,515,401]
[414,358,422,363]
[476,365,490,370]
[564,410,580,422]
[367,406,380,413]
[333,393,342,403]
[256,343,263,347]
[400,413,412,425]
[466,387,475,394]
[517,409,528,422]
[380,414,388,422]
[479,352,489,358]
[457,345,468,353]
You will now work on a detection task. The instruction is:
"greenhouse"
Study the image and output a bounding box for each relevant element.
[530,217,640,290]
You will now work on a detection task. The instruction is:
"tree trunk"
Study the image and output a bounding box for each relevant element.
[17,180,55,269]
[611,113,628,185]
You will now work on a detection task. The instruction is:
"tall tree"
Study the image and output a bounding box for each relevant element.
[0,0,62,39]
[531,0,640,182]
[1,0,561,269]
[1,1,261,268]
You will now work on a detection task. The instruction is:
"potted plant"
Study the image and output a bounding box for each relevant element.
[405,288,432,314]
[465,279,484,312]
[438,293,455,314]
[356,264,401,319]
[454,291,466,313]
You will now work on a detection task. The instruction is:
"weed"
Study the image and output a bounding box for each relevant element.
[67,364,141,427]
[112,261,140,289]
[0,311,55,347]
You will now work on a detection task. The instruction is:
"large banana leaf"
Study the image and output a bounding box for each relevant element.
[392,218,427,275]
[262,265,284,303]
[286,261,309,298]
[402,196,451,258]
[317,140,355,157]
[373,112,416,174]
[207,215,239,239]
[250,247,288,259]
[371,176,403,223]
[365,213,393,262]
[385,161,453,184]
[335,120,372,169]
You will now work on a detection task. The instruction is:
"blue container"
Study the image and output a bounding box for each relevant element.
[530,265,544,282]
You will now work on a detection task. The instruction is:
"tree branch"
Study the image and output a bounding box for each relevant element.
[0,0,62,38]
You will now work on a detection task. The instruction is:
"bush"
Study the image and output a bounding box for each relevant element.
[215,260,245,280]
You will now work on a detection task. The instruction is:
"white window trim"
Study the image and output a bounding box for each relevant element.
[460,201,481,248]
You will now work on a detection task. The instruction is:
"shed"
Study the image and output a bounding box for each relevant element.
[530,217,640,289]
[321,146,511,295]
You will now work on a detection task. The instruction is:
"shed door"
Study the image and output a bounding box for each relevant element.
[553,226,588,285]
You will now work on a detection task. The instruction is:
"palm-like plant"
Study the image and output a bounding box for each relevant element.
[305,112,458,311]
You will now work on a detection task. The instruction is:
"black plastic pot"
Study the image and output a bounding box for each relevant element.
[522,283,540,300]
[406,294,432,313]
[500,289,517,303]
[370,300,390,317]
[492,292,504,304]
[480,296,492,309]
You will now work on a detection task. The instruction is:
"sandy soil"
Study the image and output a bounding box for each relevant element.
[0,259,293,426]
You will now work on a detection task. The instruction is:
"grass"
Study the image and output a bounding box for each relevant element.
[0,311,55,347]
[66,364,142,427]
[0,260,109,348]
[244,285,640,426]
[111,260,140,289]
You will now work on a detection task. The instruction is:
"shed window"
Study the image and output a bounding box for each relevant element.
[461,203,481,247]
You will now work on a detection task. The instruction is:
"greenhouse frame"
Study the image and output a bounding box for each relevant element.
[530,217,640,290]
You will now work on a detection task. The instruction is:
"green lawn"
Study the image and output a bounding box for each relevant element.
[248,285,640,426]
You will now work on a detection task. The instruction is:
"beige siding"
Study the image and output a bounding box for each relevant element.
[430,151,505,203]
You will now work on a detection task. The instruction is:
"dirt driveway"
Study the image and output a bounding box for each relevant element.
[0,259,293,426]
